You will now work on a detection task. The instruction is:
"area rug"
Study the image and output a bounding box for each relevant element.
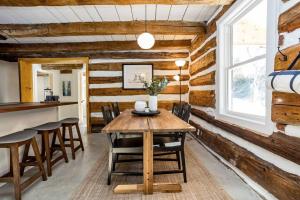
[71,142,232,200]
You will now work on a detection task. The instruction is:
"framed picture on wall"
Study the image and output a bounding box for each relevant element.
[122,64,153,89]
[62,81,71,96]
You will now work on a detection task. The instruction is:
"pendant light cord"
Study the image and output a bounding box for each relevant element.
[145,5,147,32]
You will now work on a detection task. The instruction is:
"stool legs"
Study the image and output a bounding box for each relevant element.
[56,128,69,163]
[10,144,21,200]
[68,126,76,160]
[62,123,84,160]
[75,123,84,151]
[31,137,47,181]
[43,131,52,177]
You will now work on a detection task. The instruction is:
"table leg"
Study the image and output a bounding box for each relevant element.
[143,130,153,194]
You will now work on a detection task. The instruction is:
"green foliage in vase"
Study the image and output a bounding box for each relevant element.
[141,76,169,96]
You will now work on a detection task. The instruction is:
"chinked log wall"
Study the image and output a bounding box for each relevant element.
[89,61,189,128]
[188,1,300,200]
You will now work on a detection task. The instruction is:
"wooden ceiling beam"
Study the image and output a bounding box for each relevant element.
[0,21,205,38]
[42,64,83,70]
[0,0,235,6]
[0,40,191,53]
[0,51,189,62]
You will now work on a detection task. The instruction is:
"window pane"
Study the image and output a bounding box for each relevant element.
[228,58,266,117]
[232,0,267,65]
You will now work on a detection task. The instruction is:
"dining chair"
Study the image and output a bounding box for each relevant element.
[172,102,183,117]
[153,103,191,183]
[102,105,144,185]
[111,102,120,118]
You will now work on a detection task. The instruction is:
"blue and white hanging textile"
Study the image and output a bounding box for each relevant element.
[267,70,300,94]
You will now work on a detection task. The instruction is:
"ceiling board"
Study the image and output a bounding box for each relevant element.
[115,5,133,21]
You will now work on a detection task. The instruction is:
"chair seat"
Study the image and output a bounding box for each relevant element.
[61,118,79,125]
[114,136,179,148]
[0,130,37,144]
[32,122,62,131]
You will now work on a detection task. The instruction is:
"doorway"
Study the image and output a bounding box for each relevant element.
[18,57,91,132]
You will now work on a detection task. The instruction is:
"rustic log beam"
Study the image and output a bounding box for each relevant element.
[189,50,216,75]
[89,77,122,84]
[0,21,205,38]
[190,37,216,61]
[0,51,189,62]
[189,71,215,86]
[189,120,300,200]
[272,105,300,125]
[189,90,215,107]
[0,40,191,53]
[0,0,235,6]
[272,92,300,106]
[89,85,189,96]
[90,100,178,112]
[190,108,300,165]
[274,43,300,71]
[42,64,83,70]
[89,61,189,71]
[278,2,300,33]
[154,74,190,81]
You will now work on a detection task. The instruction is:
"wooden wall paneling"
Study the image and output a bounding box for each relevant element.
[89,76,122,84]
[190,34,208,53]
[90,101,179,112]
[189,90,215,107]
[189,120,300,200]
[89,61,189,71]
[278,2,300,33]
[189,50,216,75]
[190,37,216,61]
[0,0,235,6]
[191,108,300,165]
[190,71,215,86]
[274,43,300,71]
[89,85,189,96]
[42,64,83,70]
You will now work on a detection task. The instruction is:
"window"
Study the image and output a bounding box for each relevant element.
[217,0,277,134]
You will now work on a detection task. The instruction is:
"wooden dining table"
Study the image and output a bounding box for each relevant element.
[102,109,196,195]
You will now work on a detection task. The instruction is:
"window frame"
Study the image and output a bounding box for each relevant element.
[216,0,278,135]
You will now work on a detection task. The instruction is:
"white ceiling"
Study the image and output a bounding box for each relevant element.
[0,4,219,44]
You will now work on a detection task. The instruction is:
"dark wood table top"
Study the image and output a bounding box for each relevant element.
[0,102,78,113]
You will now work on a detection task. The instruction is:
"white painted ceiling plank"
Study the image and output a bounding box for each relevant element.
[96,5,119,21]
[47,7,69,23]
[168,5,188,21]
[146,4,156,20]
[54,6,81,22]
[84,6,103,22]
[131,4,145,20]
[70,6,93,22]
[156,5,171,20]
[115,5,133,21]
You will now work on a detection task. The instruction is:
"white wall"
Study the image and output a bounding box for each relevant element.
[0,60,20,102]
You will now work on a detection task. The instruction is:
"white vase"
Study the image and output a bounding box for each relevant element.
[149,95,158,111]
[135,101,147,112]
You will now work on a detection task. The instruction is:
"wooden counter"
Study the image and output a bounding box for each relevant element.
[0,102,78,113]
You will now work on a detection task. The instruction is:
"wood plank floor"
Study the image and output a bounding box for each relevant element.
[0,127,262,200]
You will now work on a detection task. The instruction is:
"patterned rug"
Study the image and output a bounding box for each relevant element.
[71,141,232,200]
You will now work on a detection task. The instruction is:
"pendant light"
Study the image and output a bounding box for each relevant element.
[137,5,155,49]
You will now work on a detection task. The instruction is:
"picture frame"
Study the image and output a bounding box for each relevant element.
[122,64,153,90]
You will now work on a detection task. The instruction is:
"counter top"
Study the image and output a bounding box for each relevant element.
[0,102,78,113]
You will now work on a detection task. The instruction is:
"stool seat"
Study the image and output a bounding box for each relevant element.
[61,118,79,124]
[32,122,62,132]
[0,130,37,144]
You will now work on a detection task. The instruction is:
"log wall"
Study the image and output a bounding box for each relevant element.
[187,1,300,199]
[89,60,189,129]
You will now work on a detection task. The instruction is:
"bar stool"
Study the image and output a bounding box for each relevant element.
[0,130,47,200]
[31,122,68,177]
[60,118,84,160]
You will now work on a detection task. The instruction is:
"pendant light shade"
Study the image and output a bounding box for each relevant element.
[137,32,155,49]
